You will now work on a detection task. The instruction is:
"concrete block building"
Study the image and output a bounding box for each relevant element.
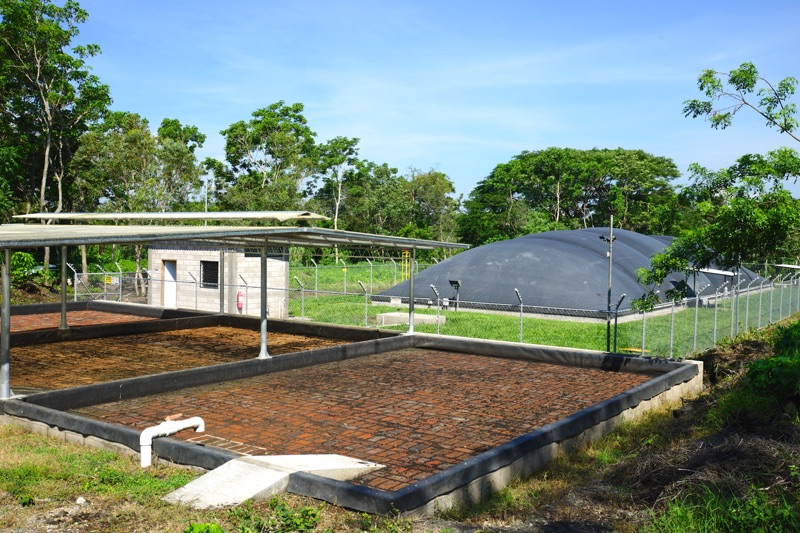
[148,243,289,318]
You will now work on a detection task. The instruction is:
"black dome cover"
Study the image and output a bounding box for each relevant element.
[381,228,759,311]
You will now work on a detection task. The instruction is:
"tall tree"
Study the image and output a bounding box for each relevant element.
[205,101,317,212]
[315,136,359,231]
[0,0,110,215]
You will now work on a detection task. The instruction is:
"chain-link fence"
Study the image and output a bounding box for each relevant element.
[70,260,800,360]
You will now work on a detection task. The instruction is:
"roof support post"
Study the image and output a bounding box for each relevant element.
[219,249,225,314]
[258,243,270,359]
[60,246,68,331]
[1,248,10,399]
[407,248,416,334]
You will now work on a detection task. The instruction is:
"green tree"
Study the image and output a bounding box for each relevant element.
[405,168,460,251]
[683,62,799,143]
[71,112,205,280]
[205,101,317,212]
[314,136,359,231]
[338,160,412,237]
[637,150,800,304]
[0,0,110,215]
[457,147,680,246]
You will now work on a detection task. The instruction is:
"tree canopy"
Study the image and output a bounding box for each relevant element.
[457,147,681,246]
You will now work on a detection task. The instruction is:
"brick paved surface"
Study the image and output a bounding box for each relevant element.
[75,348,652,491]
[7,310,155,332]
[11,326,347,392]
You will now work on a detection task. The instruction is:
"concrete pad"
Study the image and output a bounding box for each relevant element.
[164,454,384,509]
[377,312,445,326]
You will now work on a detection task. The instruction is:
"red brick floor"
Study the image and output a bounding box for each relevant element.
[74,348,652,491]
[10,326,347,392]
[7,310,156,332]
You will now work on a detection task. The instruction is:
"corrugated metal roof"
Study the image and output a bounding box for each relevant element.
[0,224,468,251]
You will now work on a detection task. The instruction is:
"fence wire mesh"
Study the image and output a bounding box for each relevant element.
[66,260,800,360]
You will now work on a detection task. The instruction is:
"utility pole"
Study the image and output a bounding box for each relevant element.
[599,215,616,352]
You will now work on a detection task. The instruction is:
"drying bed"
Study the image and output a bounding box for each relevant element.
[0,304,702,515]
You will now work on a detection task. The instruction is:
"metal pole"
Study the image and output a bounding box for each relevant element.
[1,249,11,399]
[641,309,646,357]
[358,281,368,327]
[340,258,347,294]
[770,276,776,324]
[408,249,416,334]
[310,258,318,296]
[239,274,249,315]
[758,279,765,329]
[60,246,68,330]
[219,249,225,314]
[187,272,198,310]
[258,245,270,359]
[431,284,441,335]
[599,216,615,352]
[613,294,626,353]
[514,288,523,343]
[115,261,123,302]
[780,275,785,320]
[367,258,373,293]
[669,300,675,358]
[294,276,305,319]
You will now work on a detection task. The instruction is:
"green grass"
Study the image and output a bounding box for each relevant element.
[287,286,800,358]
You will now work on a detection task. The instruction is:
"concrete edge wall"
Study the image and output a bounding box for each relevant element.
[413,334,687,375]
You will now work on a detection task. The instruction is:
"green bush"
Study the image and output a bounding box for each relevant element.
[9,251,36,286]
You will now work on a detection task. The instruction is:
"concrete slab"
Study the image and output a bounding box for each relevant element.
[163,454,384,509]
[377,312,445,326]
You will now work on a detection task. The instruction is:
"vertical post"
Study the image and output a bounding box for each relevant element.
[770,276,776,324]
[431,285,441,335]
[640,309,646,357]
[219,249,225,314]
[116,261,123,302]
[258,245,270,359]
[599,216,615,352]
[515,288,523,344]
[693,290,700,352]
[358,281,368,327]
[780,275,785,320]
[294,277,305,319]
[1,249,10,399]
[408,248,416,334]
[340,258,347,294]
[613,294,626,353]
[758,279,765,329]
[669,300,675,358]
[60,246,68,331]
[367,258,373,294]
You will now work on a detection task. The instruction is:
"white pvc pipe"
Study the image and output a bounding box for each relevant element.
[140,416,205,467]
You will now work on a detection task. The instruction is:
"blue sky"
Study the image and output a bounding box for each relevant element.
[75,0,800,198]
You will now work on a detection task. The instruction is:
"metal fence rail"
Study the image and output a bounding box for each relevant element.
[69,263,800,360]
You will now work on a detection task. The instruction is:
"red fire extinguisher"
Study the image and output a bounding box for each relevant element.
[236,291,244,311]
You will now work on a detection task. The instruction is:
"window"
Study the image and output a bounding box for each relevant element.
[200,260,219,289]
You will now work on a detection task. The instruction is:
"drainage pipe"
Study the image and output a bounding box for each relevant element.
[140,417,205,467]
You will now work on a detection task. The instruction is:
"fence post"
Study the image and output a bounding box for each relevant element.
[780,275,785,320]
[613,294,626,353]
[366,258,373,294]
[294,276,305,319]
[310,258,318,296]
[340,258,347,294]
[693,284,709,352]
[358,281,368,327]
[770,276,777,324]
[758,279,765,329]
[669,300,676,358]
[187,272,198,309]
[431,284,441,335]
[239,274,249,315]
[641,309,646,357]
[514,288,523,343]
[115,262,123,301]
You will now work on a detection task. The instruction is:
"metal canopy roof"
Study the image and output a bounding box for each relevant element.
[0,224,468,251]
[14,211,329,222]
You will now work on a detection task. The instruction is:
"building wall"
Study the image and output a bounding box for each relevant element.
[147,244,289,318]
